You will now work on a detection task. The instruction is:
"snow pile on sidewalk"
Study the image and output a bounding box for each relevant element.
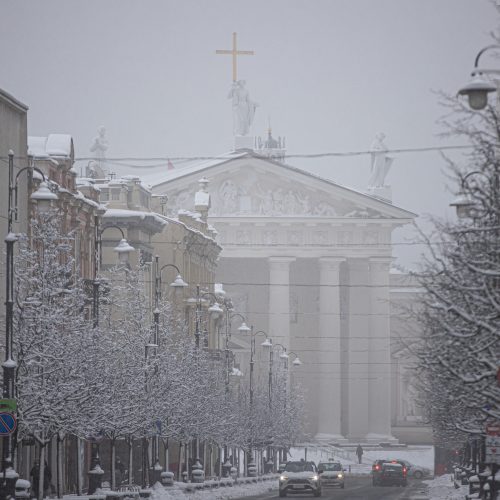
[424,474,468,500]
[150,479,277,499]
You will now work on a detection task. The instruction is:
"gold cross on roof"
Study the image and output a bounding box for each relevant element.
[216,32,254,82]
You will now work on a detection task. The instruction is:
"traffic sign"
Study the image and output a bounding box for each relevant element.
[487,424,500,436]
[0,413,16,436]
[0,400,16,413]
[486,435,500,464]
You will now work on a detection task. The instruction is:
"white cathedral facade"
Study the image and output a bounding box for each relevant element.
[149,142,431,445]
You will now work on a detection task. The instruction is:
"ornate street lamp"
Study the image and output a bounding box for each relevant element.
[458,45,500,110]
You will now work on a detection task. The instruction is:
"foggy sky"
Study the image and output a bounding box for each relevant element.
[0,0,497,268]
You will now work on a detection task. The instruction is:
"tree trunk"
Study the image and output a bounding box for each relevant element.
[38,445,45,500]
[76,437,82,495]
[127,436,133,486]
[56,433,64,498]
[110,438,116,490]
[162,439,169,472]
[177,443,182,481]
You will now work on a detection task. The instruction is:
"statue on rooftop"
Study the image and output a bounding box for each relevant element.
[228,80,258,136]
[368,132,393,188]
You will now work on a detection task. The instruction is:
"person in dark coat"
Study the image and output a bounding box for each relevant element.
[43,461,52,497]
[30,461,40,499]
[356,444,363,464]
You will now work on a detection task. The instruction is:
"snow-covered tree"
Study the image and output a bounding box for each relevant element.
[13,211,97,499]
[413,72,500,446]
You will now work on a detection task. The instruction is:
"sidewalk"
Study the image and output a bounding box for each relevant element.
[423,474,468,500]
[149,477,277,499]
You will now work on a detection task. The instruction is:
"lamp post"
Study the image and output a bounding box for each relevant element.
[150,257,187,480]
[88,223,134,492]
[1,152,57,500]
[244,327,271,476]
[190,287,225,475]
[93,224,135,328]
[219,311,249,477]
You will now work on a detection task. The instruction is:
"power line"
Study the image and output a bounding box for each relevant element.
[0,143,473,164]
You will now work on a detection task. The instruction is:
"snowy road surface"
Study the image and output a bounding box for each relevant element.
[232,476,430,499]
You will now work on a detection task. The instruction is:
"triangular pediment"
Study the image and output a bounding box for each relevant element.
[152,153,416,221]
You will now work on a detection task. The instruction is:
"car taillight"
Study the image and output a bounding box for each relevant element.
[403,467,407,475]
[374,465,380,470]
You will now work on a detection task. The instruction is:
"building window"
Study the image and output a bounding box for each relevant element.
[111,190,120,201]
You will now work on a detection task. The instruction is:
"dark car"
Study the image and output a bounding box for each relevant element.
[279,461,322,497]
[372,461,407,487]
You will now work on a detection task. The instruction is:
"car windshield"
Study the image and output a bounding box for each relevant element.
[383,463,402,471]
[284,462,315,473]
[319,463,341,471]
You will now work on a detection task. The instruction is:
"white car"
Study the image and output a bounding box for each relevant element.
[317,461,345,488]
[397,459,432,479]
[279,461,322,497]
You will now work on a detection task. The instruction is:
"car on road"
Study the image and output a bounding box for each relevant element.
[279,461,322,497]
[396,459,432,479]
[372,460,407,487]
[317,460,345,489]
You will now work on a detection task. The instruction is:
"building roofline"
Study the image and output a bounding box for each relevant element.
[0,88,29,113]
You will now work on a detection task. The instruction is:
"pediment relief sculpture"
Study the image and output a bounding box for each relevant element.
[164,173,386,220]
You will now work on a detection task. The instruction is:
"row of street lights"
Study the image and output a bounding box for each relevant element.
[2,153,305,489]
[454,45,499,499]
[1,153,59,500]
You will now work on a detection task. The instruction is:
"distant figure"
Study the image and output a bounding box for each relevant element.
[228,80,258,136]
[90,126,109,169]
[356,444,364,464]
[368,133,393,187]
[30,460,40,499]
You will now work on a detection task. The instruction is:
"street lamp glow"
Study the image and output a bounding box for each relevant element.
[292,357,302,366]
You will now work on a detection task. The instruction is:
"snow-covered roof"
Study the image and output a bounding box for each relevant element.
[28,137,50,159]
[28,134,74,160]
[103,208,167,226]
[46,134,73,157]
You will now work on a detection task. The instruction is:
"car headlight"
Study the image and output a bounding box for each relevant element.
[311,475,319,481]
[338,473,344,478]
[280,475,288,481]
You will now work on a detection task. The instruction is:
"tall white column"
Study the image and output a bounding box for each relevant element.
[367,257,396,442]
[346,258,370,441]
[268,257,295,349]
[315,257,346,443]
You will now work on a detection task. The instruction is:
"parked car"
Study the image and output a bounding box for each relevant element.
[372,460,407,487]
[317,460,345,488]
[396,459,432,479]
[279,461,322,497]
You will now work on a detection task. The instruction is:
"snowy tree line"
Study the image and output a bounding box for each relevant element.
[411,88,500,452]
[12,211,304,497]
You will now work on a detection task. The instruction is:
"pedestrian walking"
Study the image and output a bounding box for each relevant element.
[356,444,363,464]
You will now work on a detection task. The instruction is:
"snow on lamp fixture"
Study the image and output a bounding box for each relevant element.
[30,181,58,212]
[237,321,251,333]
[458,73,496,110]
[114,238,135,264]
[170,274,188,288]
[458,45,500,111]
